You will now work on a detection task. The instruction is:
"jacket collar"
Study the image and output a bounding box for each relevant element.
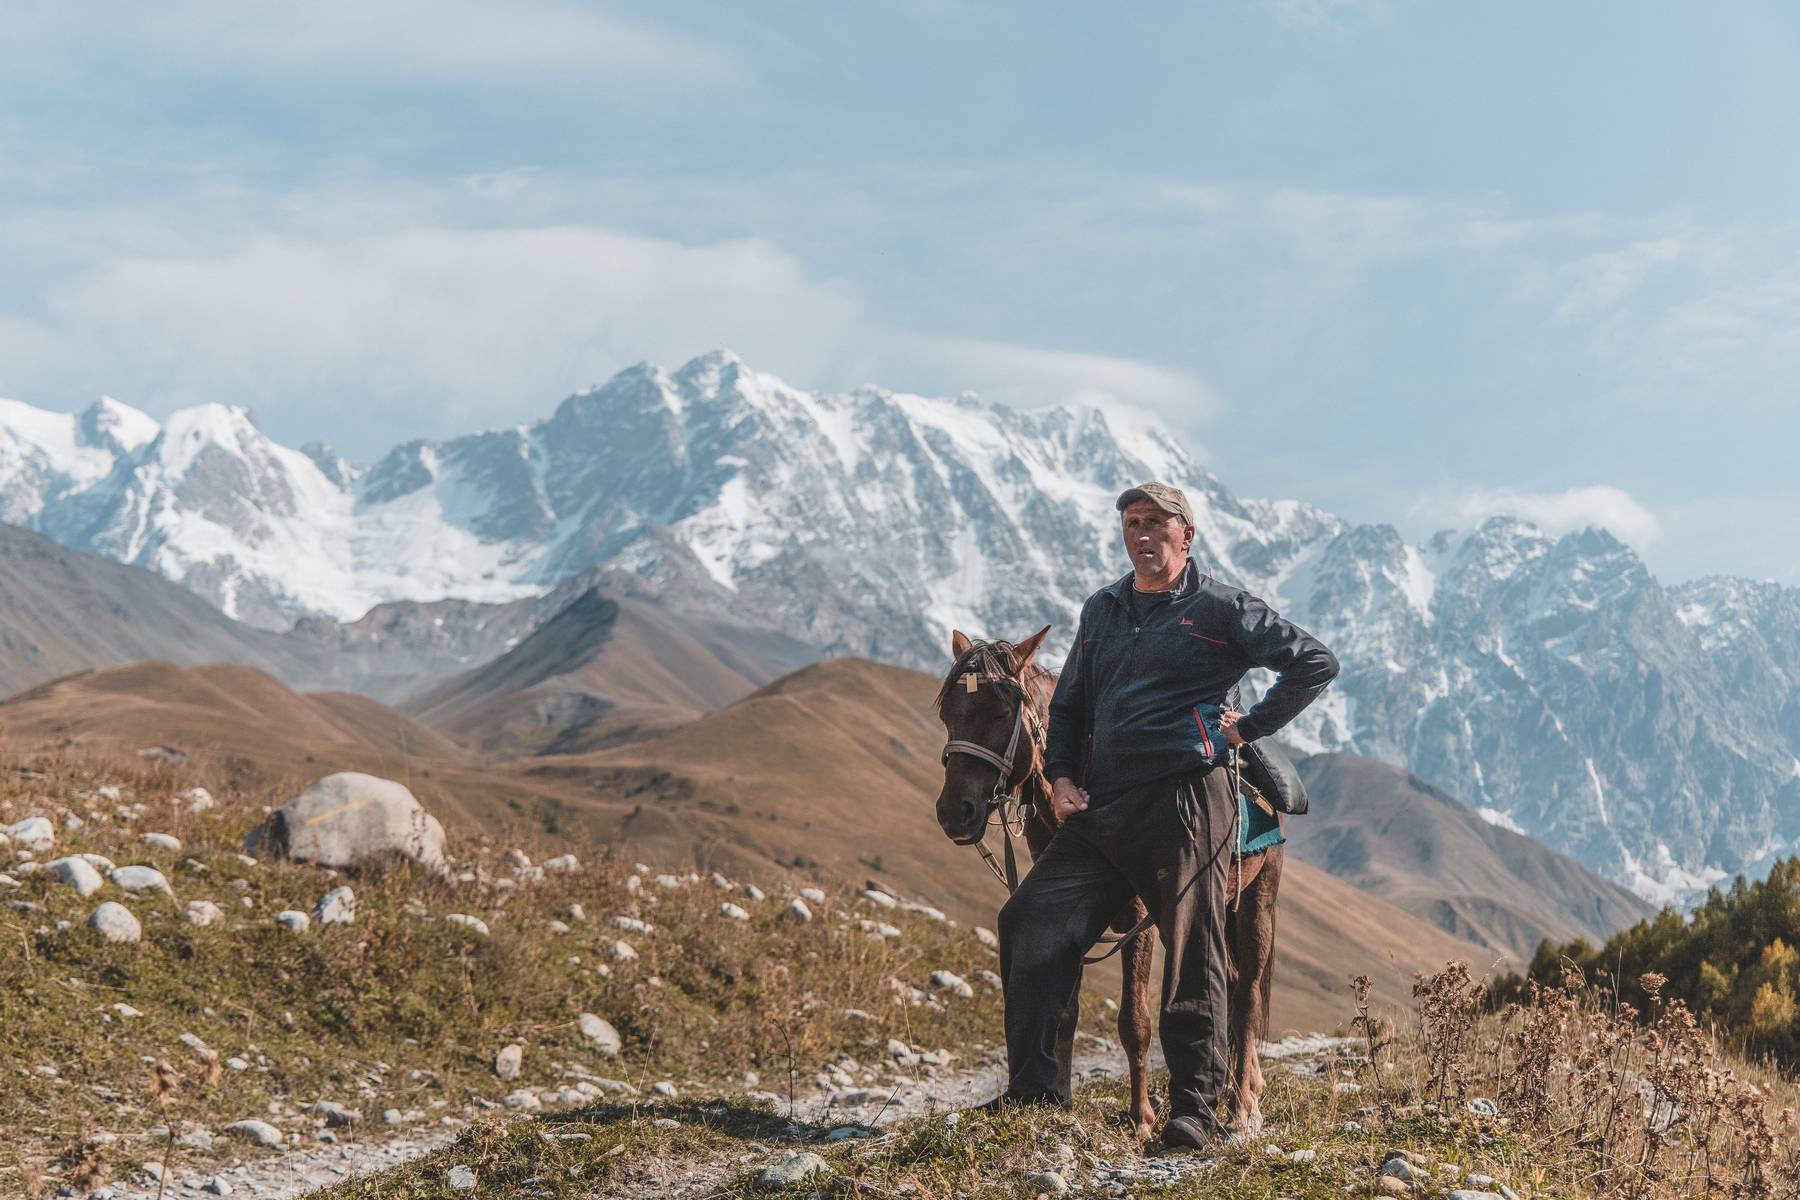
[1100,557,1202,608]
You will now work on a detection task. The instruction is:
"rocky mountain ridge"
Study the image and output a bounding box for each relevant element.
[2,352,1796,902]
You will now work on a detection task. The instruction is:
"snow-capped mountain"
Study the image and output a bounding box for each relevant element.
[2,351,1795,904]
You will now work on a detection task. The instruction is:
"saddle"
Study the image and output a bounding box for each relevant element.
[1238,737,1308,816]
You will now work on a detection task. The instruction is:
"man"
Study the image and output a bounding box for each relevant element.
[992,482,1339,1148]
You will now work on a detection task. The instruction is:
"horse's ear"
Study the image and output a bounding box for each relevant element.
[951,629,973,659]
[1014,625,1052,670]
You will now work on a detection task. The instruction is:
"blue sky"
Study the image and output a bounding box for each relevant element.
[2,1,1797,583]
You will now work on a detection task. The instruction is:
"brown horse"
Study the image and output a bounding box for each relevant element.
[932,626,1284,1140]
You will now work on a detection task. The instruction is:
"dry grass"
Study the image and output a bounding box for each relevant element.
[316,963,1800,1200]
[6,739,1796,1199]
[0,746,1017,1198]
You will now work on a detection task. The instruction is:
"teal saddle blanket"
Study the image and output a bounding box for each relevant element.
[1191,702,1285,857]
[1238,788,1285,856]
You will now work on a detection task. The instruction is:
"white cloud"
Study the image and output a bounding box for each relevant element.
[893,335,1216,424]
[1548,237,1688,319]
[38,227,860,453]
[1441,485,1662,551]
[11,222,1204,462]
[1660,255,1800,373]
[4,0,743,91]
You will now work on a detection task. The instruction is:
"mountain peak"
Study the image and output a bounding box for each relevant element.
[671,349,745,397]
[78,396,159,455]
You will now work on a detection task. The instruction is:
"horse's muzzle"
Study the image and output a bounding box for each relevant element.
[938,796,988,846]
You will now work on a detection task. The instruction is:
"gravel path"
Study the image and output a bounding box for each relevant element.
[106,1036,1355,1198]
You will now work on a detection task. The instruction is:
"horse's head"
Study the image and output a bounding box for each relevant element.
[934,625,1050,845]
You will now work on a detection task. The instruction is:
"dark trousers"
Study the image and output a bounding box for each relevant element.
[997,769,1235,1127]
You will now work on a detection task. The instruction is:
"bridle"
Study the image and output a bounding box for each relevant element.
[939,640,1051,891]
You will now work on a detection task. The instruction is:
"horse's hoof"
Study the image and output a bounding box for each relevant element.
[1132,1120,1156,1143]
[1226,1112,1265,1143]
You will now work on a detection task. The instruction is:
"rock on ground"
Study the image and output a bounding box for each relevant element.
[307,1101,359,1127]
[109,865,174,896]
[444,914,489,937]
[187,899,224,926]
[755,1151,831,1189]
[89,901,141,943]
[930,970,975,998]
[494,1044,523,1080]
[785,898,813,922]
[6,816,54,851]
[577,1013,622,1057]
[246,772,446,869]
[224,1119,283,1148]
[47,856,104,896]
[314,886,356,926]
[275,910,310,934]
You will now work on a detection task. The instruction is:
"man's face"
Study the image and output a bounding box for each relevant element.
[1121,500,1192,577]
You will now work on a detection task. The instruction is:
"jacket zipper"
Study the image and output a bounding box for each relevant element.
[1192,707,1214,757]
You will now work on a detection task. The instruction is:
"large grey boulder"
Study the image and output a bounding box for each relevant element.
[247,773,446,869]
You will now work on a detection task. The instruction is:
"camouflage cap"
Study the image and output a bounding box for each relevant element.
[1115,482,1194,526]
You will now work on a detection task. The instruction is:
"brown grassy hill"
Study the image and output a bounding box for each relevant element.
[1285,753,1657,962]
[281,566,818,705]
[403,587,812,756]
[516,657,1490,1031]
[0,660,562,830]
[0,522,305,699]
[0,654,1521,1032]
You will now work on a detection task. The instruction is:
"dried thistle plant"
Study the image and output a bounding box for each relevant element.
[1413,961,1485,1112]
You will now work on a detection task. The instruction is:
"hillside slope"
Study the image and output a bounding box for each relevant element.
[0,523,304,700]
[403,587,814,756]
[1285,753,1657,961]
[0,661,564,831]
[518,658,1490,1030]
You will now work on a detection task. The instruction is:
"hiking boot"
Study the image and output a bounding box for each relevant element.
[1160,1113,1220,1151]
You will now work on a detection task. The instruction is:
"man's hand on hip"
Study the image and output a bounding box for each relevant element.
[1220,708,1247,749]
[1050,777,1089,824]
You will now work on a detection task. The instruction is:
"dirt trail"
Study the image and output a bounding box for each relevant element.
[109,1036,1349,1198]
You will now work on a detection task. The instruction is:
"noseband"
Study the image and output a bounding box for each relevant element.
[939,640,1051,888]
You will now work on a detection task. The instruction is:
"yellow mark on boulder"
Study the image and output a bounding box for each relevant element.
[303,797,376,826]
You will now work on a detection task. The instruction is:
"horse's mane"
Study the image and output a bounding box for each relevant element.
[933,639,1057,711]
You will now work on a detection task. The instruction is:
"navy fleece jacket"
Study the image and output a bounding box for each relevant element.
[1044,559,1339,798]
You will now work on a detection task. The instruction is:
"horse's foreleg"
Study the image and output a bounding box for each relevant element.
[1117,899,1156,1140]
[1227,849,1282,1138]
